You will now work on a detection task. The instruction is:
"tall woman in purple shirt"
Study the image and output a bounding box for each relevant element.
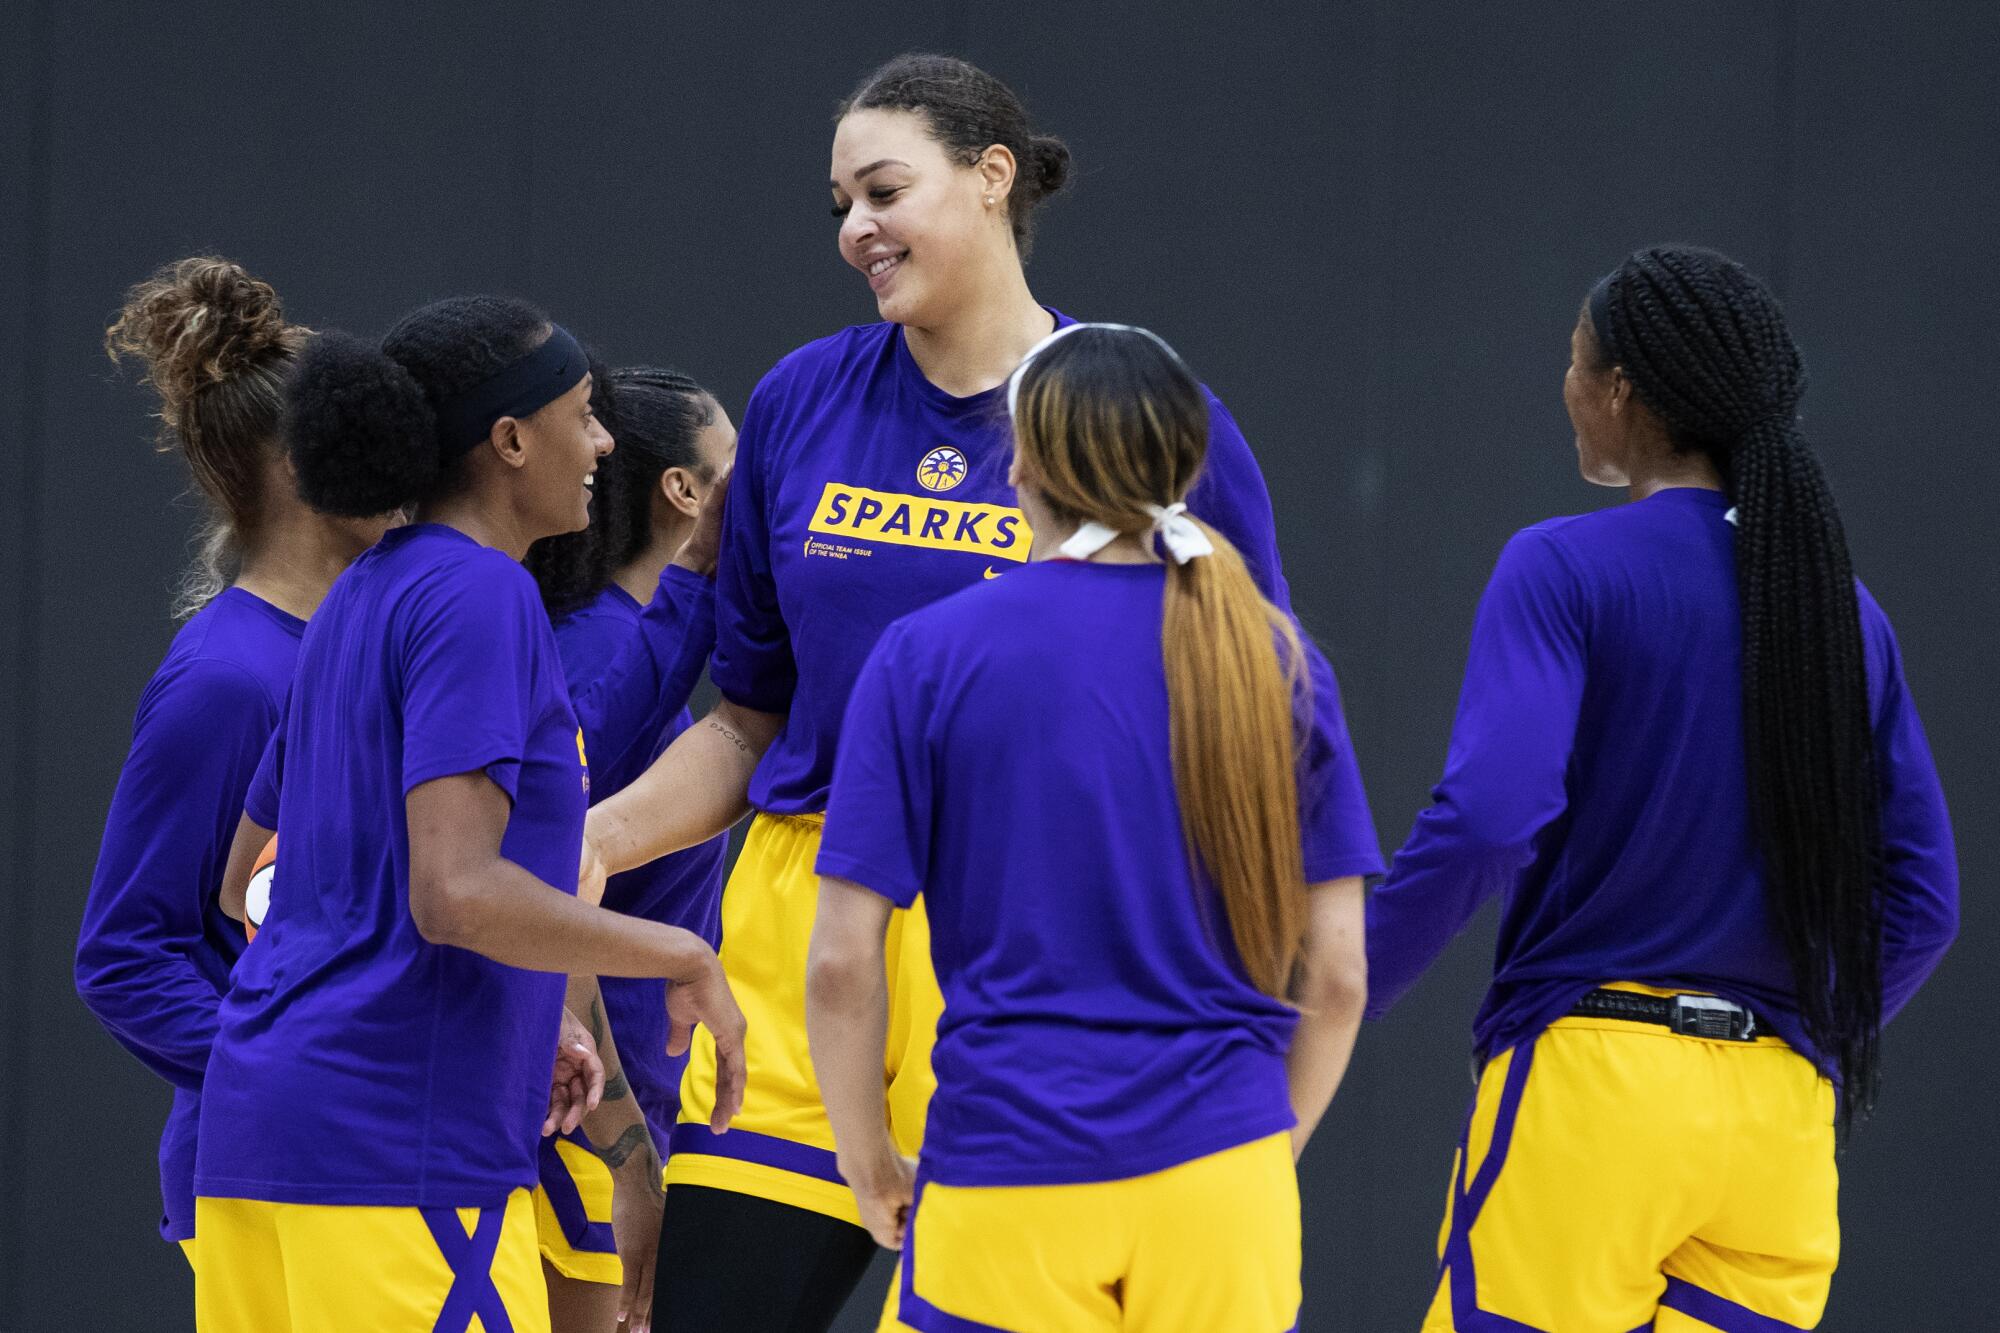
[582,54,1309,1332]
[76,257,394,1274]
[1367,246,1958,1332]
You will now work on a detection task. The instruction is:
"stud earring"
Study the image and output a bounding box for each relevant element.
[984,196,994,206]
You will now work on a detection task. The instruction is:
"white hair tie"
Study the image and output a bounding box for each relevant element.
[1056,502,1213,565]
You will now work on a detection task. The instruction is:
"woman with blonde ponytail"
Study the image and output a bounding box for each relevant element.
[806,324,1379,1331]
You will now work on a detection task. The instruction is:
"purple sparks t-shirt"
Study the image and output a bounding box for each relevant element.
[712,311,1297,815]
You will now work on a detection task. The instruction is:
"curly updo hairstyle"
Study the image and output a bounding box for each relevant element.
[840,53,1072,259]
[525,366,717,619]
[106,256,310,617]
[284,295,550,518]
[1584,244,1883,1132]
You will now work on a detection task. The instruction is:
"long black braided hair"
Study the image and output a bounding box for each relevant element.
[524,366,716,619]
[1584,244,1882,1132]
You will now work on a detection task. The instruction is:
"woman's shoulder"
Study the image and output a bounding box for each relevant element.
[379,528,544,632]
[755,321,898,400]
[153,590,301,708]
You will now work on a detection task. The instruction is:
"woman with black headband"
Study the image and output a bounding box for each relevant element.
[1366,245,1957,1331]
[191,297,746,1333]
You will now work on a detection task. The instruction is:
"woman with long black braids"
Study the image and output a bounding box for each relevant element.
[1366,245,1958,1332]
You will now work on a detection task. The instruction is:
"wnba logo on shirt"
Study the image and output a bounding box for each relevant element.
[575,729,590,795]
[809,482,1031,563]
[916,447,968,493]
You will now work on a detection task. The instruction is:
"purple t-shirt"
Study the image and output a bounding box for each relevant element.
[74,588,304,1241]
[552,573,726,1146]
[819,560,1383,1188]
[197,524,587,1207]
[713,312,1295,815]
[1366,488,1959,1069]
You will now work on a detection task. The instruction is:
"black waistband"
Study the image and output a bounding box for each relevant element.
[1568,988,1761,1042]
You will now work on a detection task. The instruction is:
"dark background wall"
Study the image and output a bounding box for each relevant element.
[3,3,1993,1329]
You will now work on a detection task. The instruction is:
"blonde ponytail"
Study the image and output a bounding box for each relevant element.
[1163,520,1309,997]
[1011,324,1310,997]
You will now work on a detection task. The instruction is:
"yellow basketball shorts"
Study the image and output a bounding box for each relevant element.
[667,812,941,1226]
[1421,986,1839,1332]
[878,1132,1301,1332]
[531,1128,621,1285]
[193,1188,549,1332]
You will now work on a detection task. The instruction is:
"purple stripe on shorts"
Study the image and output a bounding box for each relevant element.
[667,1123,845,1185]
[897,1175,1020,1333]
[536,1130,616,1256]
[1443,1044,1550,1332]
[1660,1277,1809,1332]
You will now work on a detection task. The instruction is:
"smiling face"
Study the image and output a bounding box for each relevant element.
[515,373,614,539]
[830,107,1012,328]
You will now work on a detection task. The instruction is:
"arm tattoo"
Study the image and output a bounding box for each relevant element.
[707,717,750,753]
[603,1070,630,1102]
[588,996,606,1046]
[597,1123,653,1171]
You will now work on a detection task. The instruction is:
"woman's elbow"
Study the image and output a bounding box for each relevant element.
[805,941,876,1013]
[408,873,475,948]
[1295,942,1368,1019]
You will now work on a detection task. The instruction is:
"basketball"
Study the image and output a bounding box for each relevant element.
[244,836,276,941]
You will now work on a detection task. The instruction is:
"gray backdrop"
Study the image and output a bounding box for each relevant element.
[3,3,1992,1329]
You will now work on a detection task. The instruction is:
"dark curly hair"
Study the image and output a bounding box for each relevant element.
[1584,244,1883,1132]
[285,295,549,517]
[840,53,1072,259]
[106,256,309,616]
[525,366,717,619]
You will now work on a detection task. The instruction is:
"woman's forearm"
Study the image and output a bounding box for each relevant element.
[418,854,716,984]
[805,879,898,1179]
[588,699,782,875]
[1286,877,1368,1159]
[570,974,658,1171]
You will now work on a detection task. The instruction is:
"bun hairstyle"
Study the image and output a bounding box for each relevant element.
[105,256,309,617]
[1584,244,1882,1131]
[525,365,717,618]
[1011,328,1310,999]
[285,295,549,518]
[841,52,1072,259]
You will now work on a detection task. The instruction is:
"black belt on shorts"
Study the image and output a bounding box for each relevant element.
[1569,988,1762,1042]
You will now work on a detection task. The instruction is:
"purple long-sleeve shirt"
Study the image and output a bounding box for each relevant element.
[551,567,727,1148]
[75,588,305,1241]
[1366,487,1958,1070]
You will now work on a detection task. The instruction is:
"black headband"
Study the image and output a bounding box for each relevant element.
[1587,271,1620,365]
[433,324,588,456]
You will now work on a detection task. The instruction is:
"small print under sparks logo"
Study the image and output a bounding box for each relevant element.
[916,446,969,493]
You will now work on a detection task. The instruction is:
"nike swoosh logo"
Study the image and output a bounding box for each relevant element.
[982,566,1001,580]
